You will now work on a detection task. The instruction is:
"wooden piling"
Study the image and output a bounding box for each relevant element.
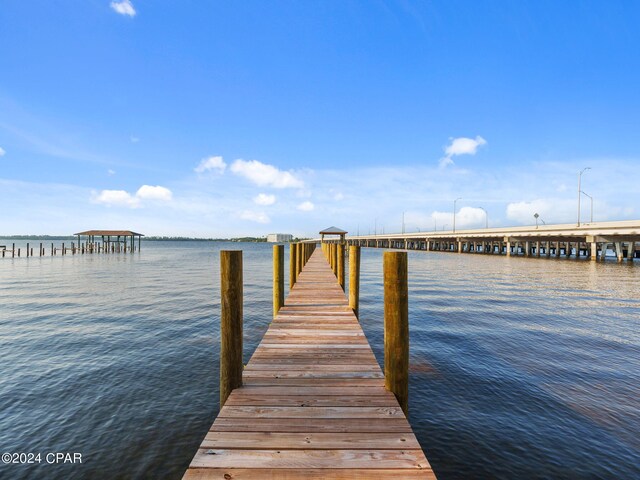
[332,243,338,277]
[220,250,243,409]
[349,245,361,316]
[383,251,409,415]
[273,244,284,317]
[337,242,345,290]
[289,242,297,288]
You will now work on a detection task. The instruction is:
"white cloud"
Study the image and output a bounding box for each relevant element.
[110,0,136,17]
[239,210,270,224]
[93,189,140,208]
[195,155,227,174]
[455,207,488,228]
[333,192,344,201]
[297,201,314,211]
[428,206,487,230]
[136,185,173,201]
[0,147,5,156]
[92,184,172,208]
[507,199,556,225]
[440,135,487,168]
[253,193,276,206]
[107,169,116,176]
[230,159,304,189]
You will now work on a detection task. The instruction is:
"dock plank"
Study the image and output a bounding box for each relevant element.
[183,248,436,479]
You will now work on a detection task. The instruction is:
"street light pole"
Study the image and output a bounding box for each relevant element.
[478,207,488,229]
[577,167,591,226]
[581,190,593,223]
[402,212,405,234]
[453,197,462,233]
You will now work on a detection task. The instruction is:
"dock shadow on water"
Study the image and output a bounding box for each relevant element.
[1,241,639,479]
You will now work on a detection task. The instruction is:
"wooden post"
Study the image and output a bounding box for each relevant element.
[337,243,345,290]
[220,250,243,409]
[349,246,360,316]
[384,251,409,415]
[12,243,15,258]
[273,245,284,317]
[290,243,297,288]
[332,244,338,277]
[297,243,303,275]
[27,243,29,257]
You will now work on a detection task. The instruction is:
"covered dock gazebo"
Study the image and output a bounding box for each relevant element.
[319,226,348,244]
[74,230,144,252]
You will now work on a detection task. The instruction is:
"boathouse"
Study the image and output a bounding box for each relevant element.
[74,230,144,251]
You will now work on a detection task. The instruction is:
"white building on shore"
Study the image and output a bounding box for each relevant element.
[267,233,293,243]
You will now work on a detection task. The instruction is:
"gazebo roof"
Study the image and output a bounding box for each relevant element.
[319,226,348,235]
[74,230,144,236]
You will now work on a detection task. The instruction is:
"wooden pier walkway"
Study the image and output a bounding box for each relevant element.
[184,249,435,479]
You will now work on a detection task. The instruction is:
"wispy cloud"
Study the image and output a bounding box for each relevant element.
[440,136,487,168]
[230,159,304,189]
[0,147,5,156]
[110,0,136,17]
[253,193,276,206]
[195,155,226,174]
[239,210,270,224]
[130,136,139,143]
[297,201,314,211]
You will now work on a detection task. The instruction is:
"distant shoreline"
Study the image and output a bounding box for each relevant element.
[0,235,308,243]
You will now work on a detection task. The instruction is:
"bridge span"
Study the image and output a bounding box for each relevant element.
[341,220,640,261]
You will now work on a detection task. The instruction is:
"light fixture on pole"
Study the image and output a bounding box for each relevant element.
[534,213,539,229]
[581,190,593,224]
[402,212,405,234]
[577,167,591,226]
[453,197,462,233]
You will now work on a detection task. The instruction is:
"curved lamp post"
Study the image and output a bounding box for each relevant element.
[577,167,591,226]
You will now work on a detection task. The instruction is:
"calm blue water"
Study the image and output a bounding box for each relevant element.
[1,240,639,479]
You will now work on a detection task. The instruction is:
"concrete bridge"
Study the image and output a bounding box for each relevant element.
[340,220,640,262]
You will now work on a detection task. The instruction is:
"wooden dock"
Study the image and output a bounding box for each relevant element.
[183,248,435,479]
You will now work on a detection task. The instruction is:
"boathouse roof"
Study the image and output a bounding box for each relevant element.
[74,230,144,236]
[319,226,348,235]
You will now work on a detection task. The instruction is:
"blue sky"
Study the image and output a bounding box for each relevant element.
[1,1,639,237]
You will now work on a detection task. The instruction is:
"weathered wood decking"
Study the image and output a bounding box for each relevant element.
[184,249,435,479]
